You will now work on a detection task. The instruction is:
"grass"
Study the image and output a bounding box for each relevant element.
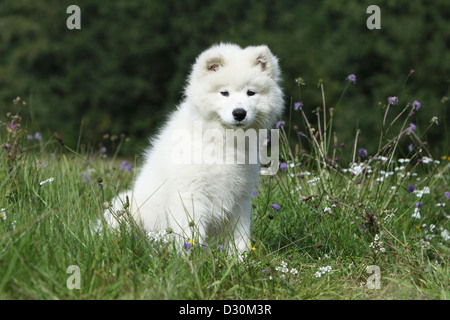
[0,76,448,300]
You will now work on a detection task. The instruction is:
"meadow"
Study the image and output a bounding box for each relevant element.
[0,74,448,300]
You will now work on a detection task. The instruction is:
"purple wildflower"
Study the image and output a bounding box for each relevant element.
[415,201,423,209]
[82,171,91,183]
[34,132,42,141]
[407,185,415,193]
[407,123,416,133]
[217,244,223,252]
[271,203,280,211]
[184,242,191,251]
[358,148,368,158]
[412,100,421,111]
[280,162,287,171]
[184,240,195,251]
[388,96,399,105]
[298,131,303,137]
[100,147,107,159]
[7,124,17,131]
[294,102,303,111]
[276,121,285,129]
[408,144,413,152]
[251,190,258,197]
[445,191,450,200]
[347,74,356,83]
[120,160,133,171]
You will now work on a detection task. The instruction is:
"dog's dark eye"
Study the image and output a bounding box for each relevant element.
[247,90,256,96]
[220,91,229,97]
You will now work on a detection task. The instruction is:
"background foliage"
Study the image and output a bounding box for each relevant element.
[0,0,448,157]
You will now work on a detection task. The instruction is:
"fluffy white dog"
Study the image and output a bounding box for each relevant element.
[103,43,283,253]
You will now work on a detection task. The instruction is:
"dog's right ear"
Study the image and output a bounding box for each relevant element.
[204,54,224,72]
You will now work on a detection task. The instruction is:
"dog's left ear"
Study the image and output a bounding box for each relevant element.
[251,45,280,81]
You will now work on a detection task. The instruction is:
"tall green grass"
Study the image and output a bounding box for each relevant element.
[0,76,448,299]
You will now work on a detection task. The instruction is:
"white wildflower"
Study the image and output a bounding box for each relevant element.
[275,261,299,278]
[315,265,332,278]
[414,186,430,198]
[307,177,320,184]
[319,266,332,273]
[441,229,450,241]
[419,239,431,249]
[347,162,366,176]
[411,207,421,219]
[39,177,55,186]
[323,207,332,213]
[369,234,386,253]
[147,230,171,244]
[275,261,290,274]
[421,156,433,164]
[383,211,396,221]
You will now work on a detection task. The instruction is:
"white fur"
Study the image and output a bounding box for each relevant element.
[103,43,283,253]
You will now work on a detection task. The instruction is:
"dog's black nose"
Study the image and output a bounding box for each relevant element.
[232,108,247,122]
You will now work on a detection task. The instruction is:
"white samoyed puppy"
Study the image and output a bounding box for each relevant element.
[103,43,283,253]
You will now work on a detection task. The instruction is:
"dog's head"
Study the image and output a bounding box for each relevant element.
[185,43,283,129]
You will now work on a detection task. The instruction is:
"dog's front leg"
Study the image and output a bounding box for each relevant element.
[229,209,251,254]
